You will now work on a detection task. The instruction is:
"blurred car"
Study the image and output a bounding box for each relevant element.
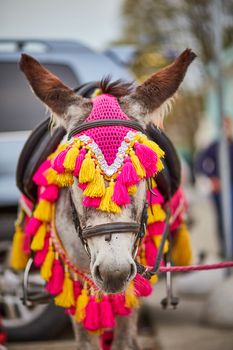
[0,39,133,341]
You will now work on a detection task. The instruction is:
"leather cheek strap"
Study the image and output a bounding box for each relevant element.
[82,222,140,239]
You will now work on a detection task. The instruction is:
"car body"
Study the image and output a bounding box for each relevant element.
[0,39,133,206]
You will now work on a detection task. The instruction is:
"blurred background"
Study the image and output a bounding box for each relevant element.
[1,0,233,349]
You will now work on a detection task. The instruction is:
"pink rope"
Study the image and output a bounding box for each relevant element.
[158,260,233,273]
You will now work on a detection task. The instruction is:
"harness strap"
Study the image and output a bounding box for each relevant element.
[82,223,140,238]
[68,119,145,139]
[136,208,171,279]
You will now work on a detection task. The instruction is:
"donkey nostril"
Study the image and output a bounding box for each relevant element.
[94,265,103,282]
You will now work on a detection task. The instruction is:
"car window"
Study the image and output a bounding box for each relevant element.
[0,62,80,132]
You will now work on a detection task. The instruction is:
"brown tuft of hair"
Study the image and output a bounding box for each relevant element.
[97,76,134,98]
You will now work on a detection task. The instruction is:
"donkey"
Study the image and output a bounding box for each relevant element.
[17,49,196,350]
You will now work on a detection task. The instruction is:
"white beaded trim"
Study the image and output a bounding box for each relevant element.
[70,131,141,176]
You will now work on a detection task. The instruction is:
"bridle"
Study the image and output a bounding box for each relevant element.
[67,116,150,257]
[69,182,148,260]
[67,117,171,279]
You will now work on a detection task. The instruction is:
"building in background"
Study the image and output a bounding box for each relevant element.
[205,46,233,139]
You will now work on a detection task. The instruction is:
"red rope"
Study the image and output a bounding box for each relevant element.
[158,260,233,273]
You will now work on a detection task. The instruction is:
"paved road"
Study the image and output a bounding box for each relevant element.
[7,196,233,350]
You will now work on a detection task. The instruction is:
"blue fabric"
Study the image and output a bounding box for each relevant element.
[196,140,233,184]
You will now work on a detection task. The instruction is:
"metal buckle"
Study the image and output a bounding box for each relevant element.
[22,258,51,306]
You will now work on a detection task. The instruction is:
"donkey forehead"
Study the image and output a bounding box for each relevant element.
[72,179,146,227]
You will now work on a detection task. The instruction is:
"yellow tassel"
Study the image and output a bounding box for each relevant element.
[83,167,106,197]
[40,243,55,281]
[92,88,102,97]
[10,225,29,270]
[171,223,192,266]
[139,248,147,266]
[45,168,58,184]
[153,236,169,254]
[147,204,166,225]
[151,178,157,188]
[91,329,104,336]
[31,223,47,251]
[150,274,158,284]
[45,168,74,187]
[63,146,80,171]
[98,181,121,214]
[55,173,74,187]
[55,269,75,308]
[79,153,95,183]
[139,136,165,159]
[157,159,164,172]
[33,199,52,222]
[125,282,139,308]
[127,185,137,195]
[129,150,146,178]
[75,288,89,322]
[48,143,69,160]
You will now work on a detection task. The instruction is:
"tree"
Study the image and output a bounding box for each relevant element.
[120,0,233,157]
[122,0,233,65]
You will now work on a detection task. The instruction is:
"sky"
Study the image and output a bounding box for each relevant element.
[0,0,124,50]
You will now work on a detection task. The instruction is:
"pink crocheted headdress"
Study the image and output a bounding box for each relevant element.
[78,94,133,165]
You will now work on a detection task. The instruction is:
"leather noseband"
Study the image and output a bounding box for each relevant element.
[82,222,141,239]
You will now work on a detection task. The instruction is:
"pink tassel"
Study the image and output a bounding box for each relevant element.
[25,217,41,236]
[78,183,87,191]
[111,294,131,316]
[147,221,166,237]
[134,274,153,297]
[100,296,115,329]
[134,143,157,177]
[83,296,101,331]
[52,148,70,173]
[46,259,64,295]
[118,158,140,187]
[34,234,49,267]
[112,179,131,206]
[100,331,114,350]
[40,185,59,202]
[33,160,51,186]
[73,149,86,177]
[145,238,158,267]
[23,233,31,254]
[21,195,34,211]
[66,280,82,315]
[146,188,164,205]
[83,196,101,208]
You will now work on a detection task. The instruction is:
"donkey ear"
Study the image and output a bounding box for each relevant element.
[120,49,196,121]
[19,54,83,115]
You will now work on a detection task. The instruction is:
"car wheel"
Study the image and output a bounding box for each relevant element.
[0,239,70,341]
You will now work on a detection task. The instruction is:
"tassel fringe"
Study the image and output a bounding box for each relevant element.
[98,181,121,213]
[79,153,95,183]
[40,243,55,281]
[75,288,89,322]
[33,200,52,222]
[55,269,75,308]
[10,225,29,270]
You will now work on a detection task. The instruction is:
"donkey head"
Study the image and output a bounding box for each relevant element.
[20,49,195,293]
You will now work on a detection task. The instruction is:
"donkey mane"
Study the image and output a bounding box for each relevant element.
[96,76,134,98]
